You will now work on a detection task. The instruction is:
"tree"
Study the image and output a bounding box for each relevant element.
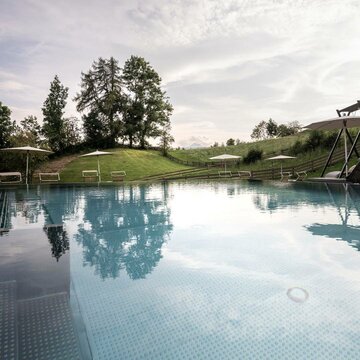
[277,121,302,137]
[277,124,293,137]
[158,122,174,155]
[62,117,82,148]
[226,138,235,146]
[122,56,173,148]
[74,57,125,147]
[42,75,69,153]
[251,120,267,140]
[287,121,302,134]
[266,118,278,138]
[20,115,42,144]
[0,101,14,148]
[82,110,113,147]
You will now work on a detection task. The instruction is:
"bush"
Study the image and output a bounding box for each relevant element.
[243,148,263,164]
[303,131,324,152]
[289,140,305,155]
[322,131,342,149]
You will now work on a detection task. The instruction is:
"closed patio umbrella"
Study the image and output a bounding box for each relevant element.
[0,145,53,185]
[80,150,113,182]
[209,154,241,172]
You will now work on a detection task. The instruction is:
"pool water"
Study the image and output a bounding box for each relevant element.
[1,181,360,359]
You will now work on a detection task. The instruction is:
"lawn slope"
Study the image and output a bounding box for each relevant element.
[59,148,192,182]
[169,132,310,163]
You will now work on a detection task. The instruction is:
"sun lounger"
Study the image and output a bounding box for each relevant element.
[82,170,99,182]
[288,171,307,182]
[346,161,360,183]
[218,171,232,177]
[39,173,60,182]
[0,172,22,183]
[111,171,126,182]
[237,171,252,178]
[280,171,293,181]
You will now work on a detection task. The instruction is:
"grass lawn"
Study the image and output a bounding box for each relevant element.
[60,148,192,182]
[169,132,310,163]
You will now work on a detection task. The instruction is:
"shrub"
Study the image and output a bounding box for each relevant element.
[303,131,324,152]
[289,140,305,155]
[322,131,342,149]
[243,148,263,164]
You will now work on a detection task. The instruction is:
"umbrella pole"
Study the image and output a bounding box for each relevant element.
[344,130,348,176]
[224,161,227,173]
[26,151,29,185]
[97,156,101,183]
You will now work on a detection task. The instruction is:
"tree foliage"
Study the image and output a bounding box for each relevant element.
[266,118,278,137]
[0,101,14,148]
[20,115,42,145]
[122,56,173,148]
[226,138,235,146]
[251,119,302,139]
[158,122,174,156]
[42,75,69,152]
[74,57,125,147]
[251,120,268,140]
[74,56,173,149]
[62,117,82,148]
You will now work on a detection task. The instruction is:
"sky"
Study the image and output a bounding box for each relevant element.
[1,0,360,147]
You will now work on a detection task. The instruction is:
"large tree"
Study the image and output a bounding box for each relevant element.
[122,56,173,148]
[74,57,125,147]
[42,75,69,152]
[21,115,42,144]
[251,120,268,140]
[0,101,14,148]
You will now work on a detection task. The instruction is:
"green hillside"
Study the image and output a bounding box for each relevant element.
[169,132,310,163]
[39,132,359,183]
[59,148,191,182]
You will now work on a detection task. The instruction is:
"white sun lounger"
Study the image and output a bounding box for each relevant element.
[0,172,22,183]
[111,171,126,181]
[237,171,252,178]
[39,172,60,182]
[82,170,99,182]
[218,171,232,177]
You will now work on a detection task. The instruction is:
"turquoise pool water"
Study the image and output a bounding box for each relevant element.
[1,181,360,359]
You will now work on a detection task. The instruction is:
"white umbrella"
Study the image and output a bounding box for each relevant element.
[80,150,113,182]
[304,115,360,175]
[0,145,53,185]
[266,155,296,177]
[209,154,241,172]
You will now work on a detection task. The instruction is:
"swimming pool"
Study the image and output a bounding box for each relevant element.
[1,181,360,359]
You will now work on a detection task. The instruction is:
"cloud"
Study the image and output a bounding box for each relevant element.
[1,0,360,141]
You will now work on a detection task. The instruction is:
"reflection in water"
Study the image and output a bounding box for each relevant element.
[43,224,70,261]
[250,182,360,252]
[75,183,173,280]
[306,184,360,251]
[1,184,173,279]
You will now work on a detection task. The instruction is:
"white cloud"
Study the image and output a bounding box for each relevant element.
[1,0,360,141]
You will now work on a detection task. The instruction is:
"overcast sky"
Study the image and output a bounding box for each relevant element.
[1,0,360,147]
